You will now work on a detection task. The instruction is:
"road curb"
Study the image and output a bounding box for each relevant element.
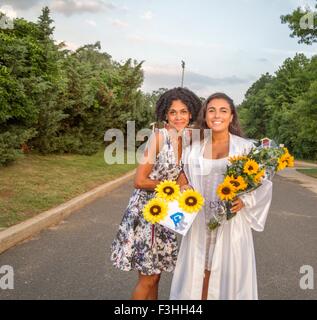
[277,167,317,195]
[295,160,317,168]
[0,169,136,255]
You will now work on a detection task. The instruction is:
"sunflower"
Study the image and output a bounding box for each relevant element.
[282,148,294,167]
[228,155,248,163]
[243,159,259,175]
[277,153,294,171]
[286,155,294,167]
[254,169,265,184]
[155,180,180,201]
[283,152,294,167]
[216,181,237,201]
[143,198,168,224]
[224,175,248,191]
[178,189,204,213]
[277,157,287,171]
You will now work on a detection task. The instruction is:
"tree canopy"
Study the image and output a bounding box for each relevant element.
[0,7,155,165]
[238,54,317,160]
[281,1,317,44]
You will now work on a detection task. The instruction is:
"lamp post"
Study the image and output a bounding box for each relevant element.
[181,60,185,87]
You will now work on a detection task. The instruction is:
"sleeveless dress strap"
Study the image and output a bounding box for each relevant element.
[160,128,171,149]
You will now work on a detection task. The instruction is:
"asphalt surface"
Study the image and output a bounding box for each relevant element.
[0,174,316,300]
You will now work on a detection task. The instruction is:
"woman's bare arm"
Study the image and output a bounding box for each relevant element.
[134,131,163,191]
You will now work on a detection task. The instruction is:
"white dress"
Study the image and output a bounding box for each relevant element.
[170,133,273,300]
[201,157,228,271]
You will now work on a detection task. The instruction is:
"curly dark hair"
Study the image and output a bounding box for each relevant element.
[155,87,202,124]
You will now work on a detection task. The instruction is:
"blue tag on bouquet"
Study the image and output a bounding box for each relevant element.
[170,212,188,232]
[170,212,184,227]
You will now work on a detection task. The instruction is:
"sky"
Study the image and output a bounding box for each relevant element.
[1,0,317,104]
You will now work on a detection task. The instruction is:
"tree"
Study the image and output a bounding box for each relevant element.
[239,54,317,159]
[290,80,317,159]
[37,6,55,40]
[55,43,113,154]
[281,2,317,45]
[0,15,39,164]
[0,6,156,164]
[238,73,273,139]
[265,54,311,152]
[28,7,67,153]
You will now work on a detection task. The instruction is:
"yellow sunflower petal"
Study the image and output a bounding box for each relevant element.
[228,155,248,163]
[277,157,287,171]
[216,181,236,201]
[286,155,294,167]
[283,147,290,155]
[224,175,248,191]
[277,153,293,171]
[254,169,265,184]
[143,198,168,224]
[243,159,259,175]
[178,189,204,213]
[155,180,180,201]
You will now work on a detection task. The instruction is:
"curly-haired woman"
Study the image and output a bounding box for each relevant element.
[110,87,202,300]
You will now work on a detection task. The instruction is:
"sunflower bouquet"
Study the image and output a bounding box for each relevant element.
[208,141,294,231]
[142,180,204,235]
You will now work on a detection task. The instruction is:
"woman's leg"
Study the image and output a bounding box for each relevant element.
[147,273,161,300]
[201,270,211,300]
[131,272,161,300]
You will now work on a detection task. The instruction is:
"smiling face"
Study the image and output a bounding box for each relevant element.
[166,99,192,131]
[205,98,233,133]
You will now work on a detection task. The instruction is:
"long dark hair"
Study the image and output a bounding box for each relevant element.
[195,92,243,138]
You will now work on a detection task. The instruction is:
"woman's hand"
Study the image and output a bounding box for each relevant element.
[180,184,192,192]
[230,197,245,214]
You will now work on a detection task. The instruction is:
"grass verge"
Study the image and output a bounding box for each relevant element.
[296,169,317,179]
[0,150,136,228]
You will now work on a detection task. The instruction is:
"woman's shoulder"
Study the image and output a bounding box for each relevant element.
[230,134,256,155]
[144,128,166,156]
[151,128,167,144]
[230,133,255,148]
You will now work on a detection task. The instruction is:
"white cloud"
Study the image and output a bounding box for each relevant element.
[298,0,316,11]
[141,10,153,20]
[127,34,146,42]
[56,39,79,51]
[126,34,226,50]
[119,5,129,12]
[0,5,17,19]
[257,58,269,63]
[51,0,116,16]
[0,0,41,10]
[86,19,97,27]
[142,64,254,89]
[111,19,128,28]
[263,47,316,57]
[141,65,254,103]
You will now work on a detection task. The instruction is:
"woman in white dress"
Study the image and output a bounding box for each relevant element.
[170,92,273,300]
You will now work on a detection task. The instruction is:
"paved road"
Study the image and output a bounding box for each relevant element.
[0,174,316,300]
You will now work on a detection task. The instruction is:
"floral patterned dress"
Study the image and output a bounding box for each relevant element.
[110,128,182,275]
